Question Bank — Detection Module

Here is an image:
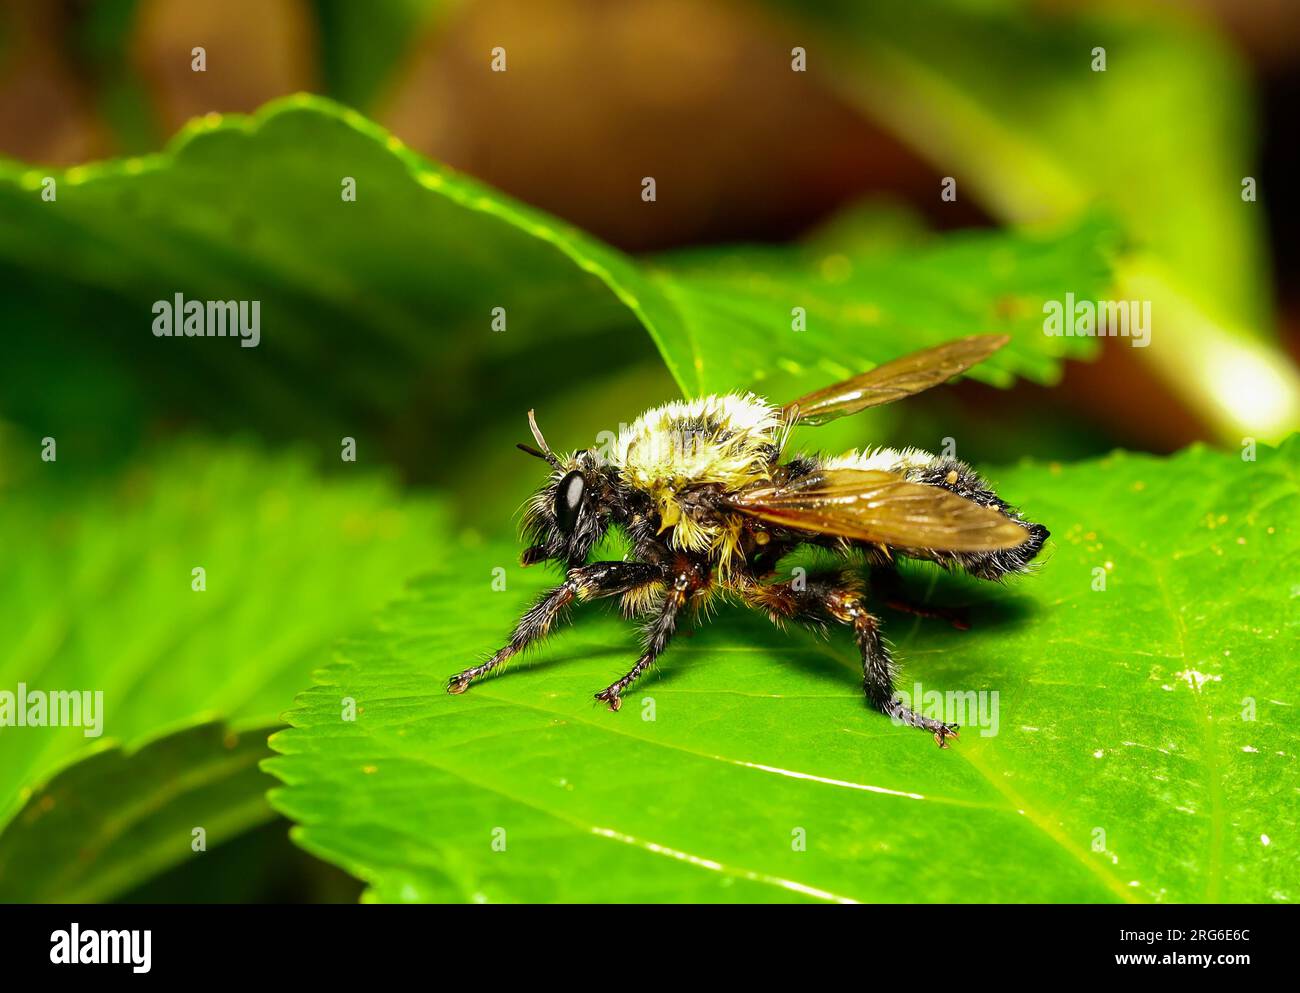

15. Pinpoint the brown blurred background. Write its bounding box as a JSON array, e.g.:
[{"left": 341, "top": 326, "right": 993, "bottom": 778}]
[{"left": 2, "top": 0, "right": 1298, "bottom": 453}]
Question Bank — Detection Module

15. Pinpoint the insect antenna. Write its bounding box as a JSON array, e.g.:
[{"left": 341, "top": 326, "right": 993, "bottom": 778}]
[
  {"left": 515, "top": 442, "right": 550, "bottom": 461},
  {"left": 521, "top": 409, "right": 562, "bottom": 468}
]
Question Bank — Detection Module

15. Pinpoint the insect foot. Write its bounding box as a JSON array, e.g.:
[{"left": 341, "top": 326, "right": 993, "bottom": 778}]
[
  {"left": 932, "top": 723, "right": 961, "bottom": 749},
  {"left": 886, "top": 699, "right": 960, "bottom": 748},
  {"left": 594, "top": 688, "right": 623, "bottom": 712},
  {"left": 446, "top": 675, "right": 472, "bottom": 695}
]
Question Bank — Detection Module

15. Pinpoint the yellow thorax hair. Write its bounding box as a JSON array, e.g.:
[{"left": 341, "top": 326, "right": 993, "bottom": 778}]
[{"left": 611, "top": 394, "right": 783, "bottom": 566}]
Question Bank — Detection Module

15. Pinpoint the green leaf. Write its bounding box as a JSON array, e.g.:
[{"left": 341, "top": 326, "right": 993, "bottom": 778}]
[
  {"left": 754, "top": 0, "right": 1300, "bottom": 439},
  {"left": 118, "top": 814, "right": 363, "bottom": 904},
  {"left": 266, "top": 438, "right": 1299, "bottom": 903},
  {"left": 311, "top": 0, "right": 460, "bottom": 111},
  {"left": 649, "top": 212, "right": 1115, "bottom": 401},
  {"left": 0, "top": 722, "right": 277, "bottom": 903},
  {"left": 73, "top": 0, "right": 160, "bottom": 155},
  {"left": 760, "top": 0, "right": 1264, "bottom": 320},
  {"left": 0, "top": 441, "right": 443, "bottom": 877},
  {"left": 0, "top": 95, "right": 1111, "bottom": 465}
]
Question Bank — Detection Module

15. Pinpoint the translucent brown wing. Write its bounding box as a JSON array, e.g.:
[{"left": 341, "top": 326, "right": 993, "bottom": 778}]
[
  {"left": 725, "top": 468, "right": 1029, "bottom": 551},
  {"left": 782, "top": 334, "right": 1010, "bottom": 426}
]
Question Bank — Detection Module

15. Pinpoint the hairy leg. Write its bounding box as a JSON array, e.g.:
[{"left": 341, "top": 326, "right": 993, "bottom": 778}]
[
  {"left": 826, "top": 590, "right": 959, "bottom": 747},
  {"left": 593, "top": 585, "right": 684, "bottom": 711},
  {"left": 448, "top": 560, "right": 661, "bottom": 693},
  {"left": 742, "top": 571, "right": 959, "bottom": 747},
  {"left": 593, "top": 555, "right": 709, "bottom": 710}
]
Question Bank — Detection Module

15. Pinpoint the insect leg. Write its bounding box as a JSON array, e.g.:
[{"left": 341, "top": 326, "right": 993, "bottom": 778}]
[
  {"left": 595, "top": 553, "right": 717, "bottom": 712},
  {"left": 740, "top": 572, "right": 958, "bottom": 747},
  {"left": 739, "top": 568, "right": 851, "bottom": 629},
  {"left": 593, "top": 582, "right": 685, "bottom": 711},
  {"left": 825, "top": 589, "right": 959, "bottom": 748},
  {"left": 447, "top": 561, "right": 660, "bottom": 693}
]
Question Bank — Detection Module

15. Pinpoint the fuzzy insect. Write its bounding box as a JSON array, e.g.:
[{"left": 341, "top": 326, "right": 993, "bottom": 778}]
[{"left": 448, "top": 334, "right": 1048, "bottom": 746}]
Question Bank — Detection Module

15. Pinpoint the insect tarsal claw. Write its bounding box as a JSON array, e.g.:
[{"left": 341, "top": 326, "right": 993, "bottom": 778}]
[{"left": 595, "top": 688, "right": 623, "bottom": 712}]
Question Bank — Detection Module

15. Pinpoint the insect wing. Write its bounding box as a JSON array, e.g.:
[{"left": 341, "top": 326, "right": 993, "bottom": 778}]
[
  {"left": 727, "top": 468, "right": 1029, "bottom": 551},
  {"left": 782, "top": 334, "right": 1010, "bottom": 426}
]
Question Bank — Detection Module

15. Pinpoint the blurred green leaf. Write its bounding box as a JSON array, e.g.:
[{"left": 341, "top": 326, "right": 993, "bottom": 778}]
[
  {"left": 119, "top": 814, "right": 363, "bottom": 904},
  {"left": 761, "top": 0, "right": 1264, "bottom": 323},
  {"left": 0, "top": 96, "right": 649, "bottom": 464},
  {"left": 0, "top": 441, "right": 443, "bottom": 858},
  {"left": 0, "top": 721, "right": 277, "bottom": 903},
  {"left": 0, "top": 95, "right": 1111, "bottom": 472},
  {"left": 650, "top": 212, "right": 1115, "bottom": 403},
  {"left": 76, "top": 0, "right": 159, "bottom": 155},
  {"left": 266, "top": 437, "right": 1299, "bottom": 902},
  {"left": 311, "top": 0, "right": 460, "bottom": 111},
  {"left": 755, "top": 0, "right": 1300, "bottom": 439}
]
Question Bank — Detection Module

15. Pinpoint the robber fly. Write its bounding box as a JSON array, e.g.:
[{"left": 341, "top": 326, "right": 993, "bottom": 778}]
[{"left": 448, "top": 334, "right": 1048, "bottom": 746}]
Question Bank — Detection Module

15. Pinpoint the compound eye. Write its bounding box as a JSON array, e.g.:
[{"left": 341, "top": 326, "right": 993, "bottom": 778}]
[{"left": 554, "top": 470, "right": 586, "bottom": 533}]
